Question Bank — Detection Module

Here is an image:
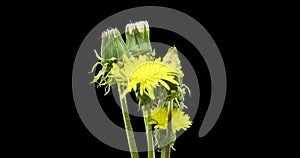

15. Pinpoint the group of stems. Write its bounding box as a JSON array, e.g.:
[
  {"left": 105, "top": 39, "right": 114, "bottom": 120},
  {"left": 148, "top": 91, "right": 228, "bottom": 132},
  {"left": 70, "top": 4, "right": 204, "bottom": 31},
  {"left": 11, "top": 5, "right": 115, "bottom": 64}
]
[{"left": 118, "top": 84, "right": 173, "bottom": 158}]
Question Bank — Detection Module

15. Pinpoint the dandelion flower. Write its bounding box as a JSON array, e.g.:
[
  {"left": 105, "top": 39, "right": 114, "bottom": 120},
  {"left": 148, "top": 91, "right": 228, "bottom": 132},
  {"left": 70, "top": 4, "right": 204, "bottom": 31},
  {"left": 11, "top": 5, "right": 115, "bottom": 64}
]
[
  {"left": 110, "top": 55, "right": 183, "bottom": 100},
  {"left": 150, "top": 106, "right": 192, "bottom": 132}
]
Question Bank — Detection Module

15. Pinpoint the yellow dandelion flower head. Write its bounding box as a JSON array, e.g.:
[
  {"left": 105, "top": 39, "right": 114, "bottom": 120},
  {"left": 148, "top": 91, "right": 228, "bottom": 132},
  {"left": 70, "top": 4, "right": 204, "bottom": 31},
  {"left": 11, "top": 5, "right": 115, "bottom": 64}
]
[
  {"left": 149, "top": 107, "right": 192, "bottom": 132},
  {"left": 110, "top": 55, "right": 183, "bottom": 100}
]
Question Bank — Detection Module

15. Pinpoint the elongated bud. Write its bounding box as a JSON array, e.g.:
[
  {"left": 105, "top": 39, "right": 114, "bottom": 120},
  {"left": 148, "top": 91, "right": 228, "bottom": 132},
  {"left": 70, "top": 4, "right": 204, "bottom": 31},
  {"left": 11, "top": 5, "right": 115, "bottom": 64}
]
[
  {"left": 125, "top": 21, "right": 152, "bottom": 57},
  {"left": 163, "top": 46, "right": 181, "bottom": 66},
  {"left": 163, "top": 46, "right": 191, "bottom": 109},
  {"left": 101, "top": 28, "right": 129, "bottom": 63}
]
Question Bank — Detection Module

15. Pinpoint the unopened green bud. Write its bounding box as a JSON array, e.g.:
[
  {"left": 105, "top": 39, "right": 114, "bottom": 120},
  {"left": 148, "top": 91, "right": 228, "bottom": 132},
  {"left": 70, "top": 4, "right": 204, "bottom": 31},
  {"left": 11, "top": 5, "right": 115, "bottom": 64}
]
[
  {"left": 101, "top": 28, "right": 129, "bottom": 63},
  {"left": 125, "top": 21, "right": 152, "bottom": 57}
]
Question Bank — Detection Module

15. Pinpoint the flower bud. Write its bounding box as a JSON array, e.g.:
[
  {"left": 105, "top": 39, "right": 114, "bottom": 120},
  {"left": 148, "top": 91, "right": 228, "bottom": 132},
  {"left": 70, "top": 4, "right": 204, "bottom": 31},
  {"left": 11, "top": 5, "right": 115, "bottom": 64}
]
[
  {"left": 125, "top": 21, "right": 152, "bottom": 57},
  {"left": 163, "top": 46, "right": 182, "bottom": 85},
  {"left": 163, "top": 46, "right": 181, "bottom": 66},
  {"left": 101, "top": 28, "right": 128, "bottom": 63},
  {"left": 163, "top": 46, "right": 191, "bottom": 109}
]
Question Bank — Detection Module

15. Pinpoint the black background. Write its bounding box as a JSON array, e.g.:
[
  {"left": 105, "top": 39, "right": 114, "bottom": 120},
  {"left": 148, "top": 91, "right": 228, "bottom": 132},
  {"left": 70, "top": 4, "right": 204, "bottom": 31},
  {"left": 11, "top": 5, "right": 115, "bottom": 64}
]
[{"left": 12, "top": 1, "right": 294, "bottom": 157}]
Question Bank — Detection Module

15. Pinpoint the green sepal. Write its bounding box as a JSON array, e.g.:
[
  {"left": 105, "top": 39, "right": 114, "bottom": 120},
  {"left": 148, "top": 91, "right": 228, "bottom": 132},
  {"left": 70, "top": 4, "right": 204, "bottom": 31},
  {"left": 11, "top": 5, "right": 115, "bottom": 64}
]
[{"left": 153, "top": 128, "right": 176, "bottom": 150}]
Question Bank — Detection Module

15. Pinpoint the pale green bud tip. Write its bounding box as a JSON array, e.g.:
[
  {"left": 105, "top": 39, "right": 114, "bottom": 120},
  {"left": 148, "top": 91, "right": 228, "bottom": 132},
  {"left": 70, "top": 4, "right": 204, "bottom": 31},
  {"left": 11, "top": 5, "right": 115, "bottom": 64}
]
[
  {"left": 101, "top": 28, "right": 120, "bottom": 39},
  {"left": 125, "top": 21, "right": 149, "bottom": 35},
  {"left": 100, "top": 28, "right": 128, "bottom": 62},
  {"left": 163, "top": 46, "right": 181, "bottom": 66}
]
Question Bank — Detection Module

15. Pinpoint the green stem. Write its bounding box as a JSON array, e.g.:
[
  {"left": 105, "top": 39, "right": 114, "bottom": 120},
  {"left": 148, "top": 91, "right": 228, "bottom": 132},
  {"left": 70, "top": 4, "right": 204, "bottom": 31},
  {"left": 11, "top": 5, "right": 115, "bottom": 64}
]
[
  {"left": 118, "top": 84, "right": 139, "bottom": 158},
  {"left": 160, "top": 147, "right": 166, "bottom": 158},
  {"left": 165, "top": 100, "right": 173, "bottom": 158},
  {"left": 143, "top": 104, "right": 155, "bottom": 158}
]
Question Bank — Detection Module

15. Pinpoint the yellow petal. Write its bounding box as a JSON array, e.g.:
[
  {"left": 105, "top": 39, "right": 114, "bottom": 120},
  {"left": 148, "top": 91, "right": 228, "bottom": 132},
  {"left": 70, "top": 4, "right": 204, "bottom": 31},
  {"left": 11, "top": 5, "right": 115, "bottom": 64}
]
[
  {"left": 150, "top": 107, "right": 192, "bottom": 132},
  {"left": 158, "top": 79, "right": 170, "bottom": 90}
]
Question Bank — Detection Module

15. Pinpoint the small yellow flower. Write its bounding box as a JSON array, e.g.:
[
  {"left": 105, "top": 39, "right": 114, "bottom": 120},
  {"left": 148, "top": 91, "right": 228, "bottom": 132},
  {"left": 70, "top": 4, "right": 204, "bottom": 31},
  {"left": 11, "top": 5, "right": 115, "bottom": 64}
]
[
  {"left": 110, "top": 55, "right": 183, "bottom": 100},
  {"left": 150, "top": 107, "right": 192, "bottom": 132}
]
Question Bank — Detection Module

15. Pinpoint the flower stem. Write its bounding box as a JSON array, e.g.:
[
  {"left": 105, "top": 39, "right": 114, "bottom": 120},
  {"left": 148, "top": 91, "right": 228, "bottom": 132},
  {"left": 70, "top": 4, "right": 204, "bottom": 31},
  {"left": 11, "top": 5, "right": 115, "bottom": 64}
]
[
  {"left": 143, "top": 104, "right": 155, "bottom": 158},
  {"left": 118, "top": 84, "right": 139, "bottom": 158},
  {"left": 160, "top": 147, "right": 166, "bottom": 158},
  {"left": 165, "top": 100, "right": 173, "bottom": 158}
]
